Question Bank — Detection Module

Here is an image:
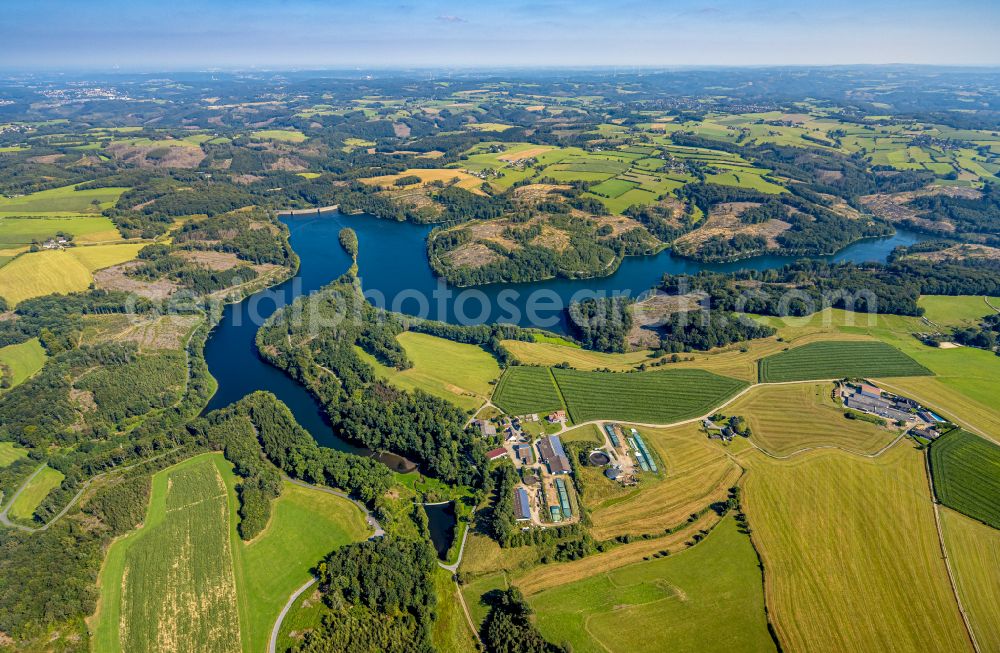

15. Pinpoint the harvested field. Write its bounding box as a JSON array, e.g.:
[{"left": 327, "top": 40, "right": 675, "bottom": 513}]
[
  {"left": 940, "top": 507, "right": 1000, "bottom": 652},
  {"left": 497, "top": 146, "right": 554, "bottom": 162},
  {"left": 586, "top": 422, "right": 742, "bottom": 539},
  {"left": 740, "top": 444, "right": 970, "bottom": 653},
  {"left": 726, "top": 382, "right": 898, "bottom": 456},
  {"left": 529, "top": 517, "right": 776, "bottom": 653},
  {"left": 359, "top": 168, "right": 485, "bottom": 194},
  {"left": 514, "top": 511, "right": 721, "bottom": 595},
  {"left": 0, "top": 244, "right": 144, "bottom": 306}
]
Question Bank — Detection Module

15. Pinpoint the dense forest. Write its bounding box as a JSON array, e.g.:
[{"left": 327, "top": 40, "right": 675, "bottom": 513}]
[
  {"left": 653, "top": 310, "right": 777, "bottom": 352},
  {"left": 566, "top": 296, "right": 634, "bottom": 353},
  {"left": 660, "top": 258, "right": 1000, "bottom": 317},
  {"left": 294, "top": 537, "right": 439, "bottom": 653}
]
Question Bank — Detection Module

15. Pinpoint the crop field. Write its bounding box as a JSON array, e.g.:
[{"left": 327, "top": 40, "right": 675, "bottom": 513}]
[
  {"left": 0, "top": 215, "right": 122, "bottom": 248},
  {"left": 758, "top": 340, "right": 932, "bottom": 382},
  {"left": 725, "top": 382, "right": 898, "bottom": 456},
  {"left": 0, "top": 184, "right": 126, "bottom": 217},
  {"left": 940, "top": 507, "right": 1000, "bottom": 652},
  {"left": 492, "top": 366, "right": 564, "bottom": 415},
  {"left": 0, "top": 243, "right": 143, "bottom": 306},
  {"left": 101, "top": 456, "right": 242, "bottom": 653},
  {"left": 588, "top": 177, "right": 638, "bottom": 198},
  {"left": 249, "top": 129, "right": 307, "bottom": 142},
  {"left": 929, "top": 429, "right": 1000, "bottom": 529},
  {"left": 355, "top": 332, "right": 500, "bottom": 411},
  {"left": 360, "top": 167, "right": 486, "bottom": 194},
  {"left": 7, "top": 465, "right": 64, "bottom": 522},
  {"left": 0, "top": 338, "right": 46, "bottom": 390},
  {"left": 551, "top": 367, "right": 747, "bottom": 424},
  {"left": 585, "top": 422, "right": 742, "bottom": 539},
  {"left": 740, "top": 444, "right": 970, "bottom": 653},
  {"left": 0, "top": 442, "right": 27, "bottom": 467},
  {"left": 94, "top": 453, "right": 370, "bottom": 653},
  {"left": 530, "top": 517, "right": 776, "bottom": 653}
]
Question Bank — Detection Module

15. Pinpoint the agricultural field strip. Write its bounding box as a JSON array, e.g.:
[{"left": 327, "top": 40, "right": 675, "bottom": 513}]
[
  {"left": 928, "top": 429, "right": 1000, "bottom": 530},
  {"left": 923, "top": 446, "right": 982, "bottom": 653},
  {"left": 500, "top": 377, "right": 906, "bottom": 450}
]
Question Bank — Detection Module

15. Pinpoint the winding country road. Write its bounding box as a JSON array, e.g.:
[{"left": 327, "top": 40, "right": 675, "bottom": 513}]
[{"left": 268, "top": 477, "right": 385, "bottom": 653}]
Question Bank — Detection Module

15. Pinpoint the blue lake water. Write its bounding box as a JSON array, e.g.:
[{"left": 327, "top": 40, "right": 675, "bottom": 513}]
[{"left": 202, "top": 209, "right": 927, "bottom": 450}]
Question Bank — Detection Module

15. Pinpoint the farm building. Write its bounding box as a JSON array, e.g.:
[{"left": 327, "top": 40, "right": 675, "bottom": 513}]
[
  {"left": 513, "top": 443, "right": 533, "bottom": 464},
  {"left": 547, "top": 410, "right": 567, "bottom": 423},
  {"left": 486, "top": 447, "right": 507, "bottom": 461},
  {"left": 858, "top": 383, "right": 882, "bottom": 399},
  {"left": 554, "top": 478, "right": 572, "bottom": 518},
  {"left": 912, "top": 427, "right": 940, "bottom": 440},
  {"left": 514, "top": 488, "right": 531, "bottom": 521},
  {"left": 845, "top": 394, "right": 911, "bottom": 422},
  {"left": 537, "top": 435, "right": 571, "bottom": 474},
  {"left": 604, "top": 424, "right": 621, "bottom": 447},
  {"left": 476, "top": 419, "right": 497, "bottom": 437}
]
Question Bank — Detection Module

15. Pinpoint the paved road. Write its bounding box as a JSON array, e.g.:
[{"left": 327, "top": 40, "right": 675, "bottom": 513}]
[
  {"left": 268, "top": 577, "right": 317, "bottom": 653},
  {"left": 0, "top": 464, "right": 45, "bottom": 529},
  {"left": 268, "top": 478, "right": 385, "bottom": 653}
]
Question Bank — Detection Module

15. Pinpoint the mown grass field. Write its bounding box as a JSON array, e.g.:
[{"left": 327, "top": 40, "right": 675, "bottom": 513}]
[
  {"left": 552, "top": 367, "right": 747, "bottom": 424},
  {"left": 8, "top": 465, "right": 63, "bottom": 522},
  {"left": 740, "top": 444, "right": 970, "bottom": 653},
  {"left": 0, "top": 442, "right": 27, "bottom": 467},
  {"left": 758, "top": 340, "right": 931, "bottom": 382},
  {"left": 93, "top": 454, "right": 370, "bottom": 653},
  {"left": 502, "top": 339, "right": 652, "bottom": 371},
  {"left": 940, "top": 507, "right": 1000, "bottom": 652},
  {"left": 228, "top": 476, "right": 369, "bottom": 653},
  {"left": 917, "top": 295, "right": 1000, "bottom": 327},
  {"left": 250, "top": 129, "right": 307, "bottom": 142},
  {"left": 431, "top": 568, "right": 479, "bottom": 653},
  {"left": 929, "top": 429, "right": 1000, "bottom": 529},
  {"left": 0, "top": 337, "right": 47, "bottom": 390},
  {"left": 529, "top": 517, "right": 776, "bottom": 653},
  {"left": 725, "top": 382, "right": 898, "bottom": 456},
  {"left": 0, "top": 243, "right": 143, "bottom": 306},
  {"left": 0, "top": 215, "right": 122, "bottom": 249},
  {"left": 584, "top": 421, "right": 740, "bottom": 540},
  {"left": 0, "top": 184, "right": 126, "bottom": 217},
  {"left": 492, "top": 366, "right": 564, "bottom": 415},
  {"left": 355, "top": 332, "right": 500, "bottom": 411}
]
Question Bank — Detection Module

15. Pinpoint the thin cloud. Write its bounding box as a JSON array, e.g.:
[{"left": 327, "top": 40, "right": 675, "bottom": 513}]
[{"left": 437, "top": 15, "right": 467, "bottom": 23}]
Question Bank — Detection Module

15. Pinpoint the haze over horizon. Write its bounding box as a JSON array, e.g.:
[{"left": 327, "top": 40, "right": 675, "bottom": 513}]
[{"left": 4, "top": 0, "right": 1000, "bottom": 71}]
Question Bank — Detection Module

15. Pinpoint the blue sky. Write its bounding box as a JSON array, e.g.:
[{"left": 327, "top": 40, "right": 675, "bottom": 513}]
[{"left": 4, "top": 0, "right": 999, "bottom": 70}]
